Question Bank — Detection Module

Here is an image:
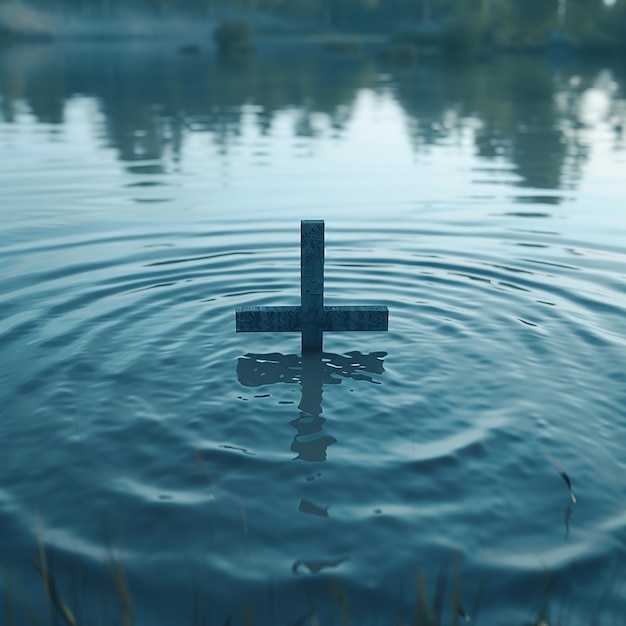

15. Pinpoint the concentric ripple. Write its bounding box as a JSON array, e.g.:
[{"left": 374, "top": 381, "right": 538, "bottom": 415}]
[{"left": 1, "top": 218, "right": 625, "bottom": 626}]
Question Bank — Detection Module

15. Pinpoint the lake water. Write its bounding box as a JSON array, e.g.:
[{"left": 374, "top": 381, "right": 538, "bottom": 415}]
[{"left": 1, "top": 40, "right": 625, "bottom": 625}]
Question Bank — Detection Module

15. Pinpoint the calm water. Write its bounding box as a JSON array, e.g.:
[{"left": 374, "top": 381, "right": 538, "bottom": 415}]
[{"left": 1, "top": 41, "right": 626, "bottom": 625}]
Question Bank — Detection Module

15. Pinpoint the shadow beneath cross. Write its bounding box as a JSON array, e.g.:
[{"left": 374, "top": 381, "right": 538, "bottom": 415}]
[{"left": 237, "top": 351, "right": 387, "bottom": 462}]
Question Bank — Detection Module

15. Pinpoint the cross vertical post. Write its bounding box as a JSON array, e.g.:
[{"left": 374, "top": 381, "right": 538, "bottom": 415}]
[{"left": 301, "top": 220, "right": 324, "bottom": 353}]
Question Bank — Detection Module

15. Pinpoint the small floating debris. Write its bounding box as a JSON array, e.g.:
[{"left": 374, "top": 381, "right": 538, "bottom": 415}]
[
  {"left": 298, "top": 498, "right": 329, "bottom": 517},
  {"left": 565, "top": 501, "right": 573, "bottom": 540},
  {"left": 220, "top": 444, "right": 255, "bottom": 456},
  {"left": 547, "top": 452, "right": 577, "bottom": 503},
  {"left": 518, "top": 318, "right": 538, "bottom": 327}
]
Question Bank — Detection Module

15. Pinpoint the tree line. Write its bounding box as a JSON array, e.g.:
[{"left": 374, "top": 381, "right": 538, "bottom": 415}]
[{"left": 6, "top": 0, "right": 626, "bottom": 52}]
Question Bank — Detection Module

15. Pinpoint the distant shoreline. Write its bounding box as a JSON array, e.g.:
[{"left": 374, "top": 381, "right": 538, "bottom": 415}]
[
  {"left": 1, "top": 5, "right": 624, "bottom": 63},
  {"left": 2, "top": 35, "right": 625, "bottom": 66}
]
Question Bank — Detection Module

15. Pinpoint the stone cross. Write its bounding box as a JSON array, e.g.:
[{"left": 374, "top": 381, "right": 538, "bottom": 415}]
[{"left": 236, "top": 220, "right": 388, "bottom": 353}]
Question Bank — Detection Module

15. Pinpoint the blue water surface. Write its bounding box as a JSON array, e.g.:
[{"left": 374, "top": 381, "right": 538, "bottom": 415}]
[{"left": 1, "top": 41, "right": 625, "bottom": 625}]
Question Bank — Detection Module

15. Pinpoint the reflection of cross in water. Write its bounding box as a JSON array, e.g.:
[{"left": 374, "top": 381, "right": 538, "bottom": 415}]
[
  {"left": 237, "top": 351, "right": 386, "bottom": 461},
  {"left": 236, "top": 220, "right": 388, "bottom": 353}
]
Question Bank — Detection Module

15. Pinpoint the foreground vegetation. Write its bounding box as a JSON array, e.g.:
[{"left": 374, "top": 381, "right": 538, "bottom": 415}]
[{"left": 2, "top": 533, "right": 625, "bottom": 626}]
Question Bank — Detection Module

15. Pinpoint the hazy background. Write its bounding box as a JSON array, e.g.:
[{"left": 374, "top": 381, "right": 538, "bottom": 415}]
[{"left": 1, "top": 0, "right": 625, "bottom": 57}]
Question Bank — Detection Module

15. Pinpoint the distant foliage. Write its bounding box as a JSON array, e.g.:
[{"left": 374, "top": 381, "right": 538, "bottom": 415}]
[
  {"left": 381, "top": 31, "right": 421, "bottom": 65},
  {"left": 380, "top": 41, "right": 419, "bottom": 65},
  {"left": 213, "top": 19, "right": 254, "bottom": 55}
]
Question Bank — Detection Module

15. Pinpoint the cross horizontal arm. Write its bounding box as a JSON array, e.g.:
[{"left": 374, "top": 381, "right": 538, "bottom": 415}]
[
  {"left": 324, "top": 306, "right": 388, "bottom": 331},
  {"left": 236, "top": 305, "right": 388, "bottom": 333},
  {"left": 236, "top": 306, "right": 301, "bottom": 332}
]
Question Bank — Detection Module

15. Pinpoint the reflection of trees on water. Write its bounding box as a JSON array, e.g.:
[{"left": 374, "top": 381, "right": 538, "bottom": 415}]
[
  {"left": 391, "top": 57, "right": 617, "bottom": 191},
  {"left": 0, "top": 45, "right": 68, "bottom": 124},
  {"left": 0, "top": 43, "right": 624, "bottom": 189},
  {"left": 556, "top": 65, "right": 626, "bottom": 160},
  {"left": 0, "top": 43, "right": 374, "bottom": 161}
]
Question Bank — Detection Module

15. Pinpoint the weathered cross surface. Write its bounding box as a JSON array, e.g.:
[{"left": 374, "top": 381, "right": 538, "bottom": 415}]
[{"left": 236, "top": 220, "right": 388, "bottom": 353}]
